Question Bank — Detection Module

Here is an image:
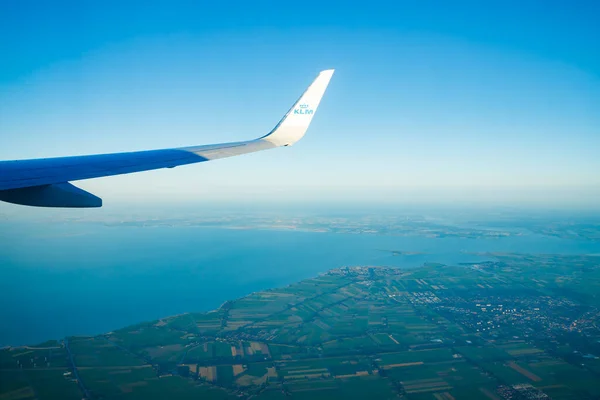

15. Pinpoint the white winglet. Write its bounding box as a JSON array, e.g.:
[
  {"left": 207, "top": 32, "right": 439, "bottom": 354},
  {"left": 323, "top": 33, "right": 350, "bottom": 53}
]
[{"left": 261, "top": 69, "right": 335, "bottom": 147}]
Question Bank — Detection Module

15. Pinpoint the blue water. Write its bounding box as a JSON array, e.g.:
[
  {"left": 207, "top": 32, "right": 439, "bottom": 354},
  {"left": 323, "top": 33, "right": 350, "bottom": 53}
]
[{"left": 1, "top": 221, "right": 599, "bottom": 346}]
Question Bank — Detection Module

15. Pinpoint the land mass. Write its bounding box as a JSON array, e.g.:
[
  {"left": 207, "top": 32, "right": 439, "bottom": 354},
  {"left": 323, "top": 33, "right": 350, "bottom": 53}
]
[
  {"left": 2, "top": 253, "right": 600, "bottom": 399},
  {"left": 35, "top": 209, "right": 600, "bottom": 242}
]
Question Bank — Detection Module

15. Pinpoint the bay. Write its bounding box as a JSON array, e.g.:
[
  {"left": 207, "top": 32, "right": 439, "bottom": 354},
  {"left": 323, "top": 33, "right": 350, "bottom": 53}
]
[{"left": 1, "top": 221, "right": 598, "bottom": 346}]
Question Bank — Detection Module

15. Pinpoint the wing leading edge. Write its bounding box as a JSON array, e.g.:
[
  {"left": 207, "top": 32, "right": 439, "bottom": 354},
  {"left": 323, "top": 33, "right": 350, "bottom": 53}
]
[{"left": 0, "top": 69, "right": 334, "bottom": 208}]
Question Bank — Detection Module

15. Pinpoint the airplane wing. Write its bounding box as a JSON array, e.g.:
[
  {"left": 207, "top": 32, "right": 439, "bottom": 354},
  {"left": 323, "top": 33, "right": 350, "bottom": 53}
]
[{"left": 0, "top": 69, "right": 334, "bottom": 208}]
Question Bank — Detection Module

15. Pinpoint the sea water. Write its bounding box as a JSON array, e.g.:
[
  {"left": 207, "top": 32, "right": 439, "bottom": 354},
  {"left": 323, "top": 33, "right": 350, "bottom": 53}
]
[{"left": 1, "top": 221, "right": 598, "bottom": 346}]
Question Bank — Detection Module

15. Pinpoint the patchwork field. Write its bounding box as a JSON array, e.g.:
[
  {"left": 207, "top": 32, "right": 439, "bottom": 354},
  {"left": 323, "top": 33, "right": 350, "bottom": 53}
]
[{"left": 3, "top": 258, "right": 600, "bottom": 399}]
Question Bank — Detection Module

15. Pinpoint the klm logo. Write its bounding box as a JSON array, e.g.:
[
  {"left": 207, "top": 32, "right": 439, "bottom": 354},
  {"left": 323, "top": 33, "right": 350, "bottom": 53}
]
[{"left": 294, "top": 103, "right": 313, "bottom": 115}]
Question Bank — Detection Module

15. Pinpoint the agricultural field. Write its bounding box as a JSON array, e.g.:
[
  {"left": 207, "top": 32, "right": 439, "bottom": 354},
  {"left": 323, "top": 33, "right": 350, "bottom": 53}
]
[{"left": 2, "top": 255, "right": 600, "bottom": 399}]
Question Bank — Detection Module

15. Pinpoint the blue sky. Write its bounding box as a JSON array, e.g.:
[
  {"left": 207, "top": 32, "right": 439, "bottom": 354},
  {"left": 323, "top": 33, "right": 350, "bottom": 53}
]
[{"left": 1, "top": 1, "right": 599, "bottom": 208}]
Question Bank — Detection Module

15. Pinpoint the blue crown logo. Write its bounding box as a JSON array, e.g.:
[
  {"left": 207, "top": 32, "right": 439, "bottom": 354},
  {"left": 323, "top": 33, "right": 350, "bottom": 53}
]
[{"left": 299, "top": 104, "right": 309, "bottom": 109}]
